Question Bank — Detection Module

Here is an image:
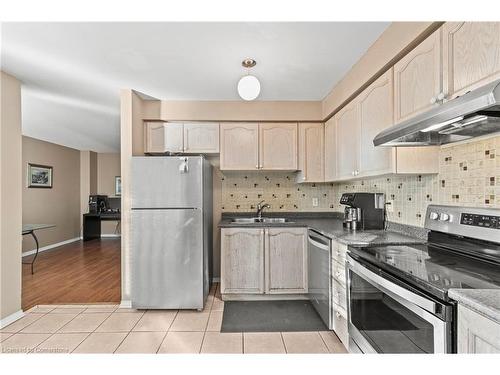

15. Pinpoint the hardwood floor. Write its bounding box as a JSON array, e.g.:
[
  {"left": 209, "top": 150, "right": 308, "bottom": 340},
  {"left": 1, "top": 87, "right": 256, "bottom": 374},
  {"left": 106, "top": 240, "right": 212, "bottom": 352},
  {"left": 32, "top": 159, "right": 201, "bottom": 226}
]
[{"left": 22, "top": 238, "right": 121, "bottom": 310}]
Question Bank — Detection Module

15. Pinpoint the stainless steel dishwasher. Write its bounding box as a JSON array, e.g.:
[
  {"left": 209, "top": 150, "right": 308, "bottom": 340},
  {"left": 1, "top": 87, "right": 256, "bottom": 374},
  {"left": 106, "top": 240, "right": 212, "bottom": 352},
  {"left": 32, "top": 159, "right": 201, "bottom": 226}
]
[{"left": 308, "top": 229, "right": 332, "bottom": 329}]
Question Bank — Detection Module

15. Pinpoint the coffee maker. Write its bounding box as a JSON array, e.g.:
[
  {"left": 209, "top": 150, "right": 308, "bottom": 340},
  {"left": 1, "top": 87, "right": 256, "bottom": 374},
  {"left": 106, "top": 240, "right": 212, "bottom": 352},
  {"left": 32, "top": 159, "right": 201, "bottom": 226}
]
[
  {"left": 88, "top": 195, "right": 108, "bottom": 214},
  {"left": 340, "top": 193, "right": 385, "bottom": 230}
]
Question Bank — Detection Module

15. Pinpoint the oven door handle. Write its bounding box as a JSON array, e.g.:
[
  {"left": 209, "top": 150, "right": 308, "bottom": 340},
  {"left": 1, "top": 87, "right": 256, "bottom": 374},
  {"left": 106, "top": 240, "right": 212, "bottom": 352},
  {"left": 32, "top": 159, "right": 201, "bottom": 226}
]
[{"left": 347, "top": 255, "right": 437, "bottom": 315}]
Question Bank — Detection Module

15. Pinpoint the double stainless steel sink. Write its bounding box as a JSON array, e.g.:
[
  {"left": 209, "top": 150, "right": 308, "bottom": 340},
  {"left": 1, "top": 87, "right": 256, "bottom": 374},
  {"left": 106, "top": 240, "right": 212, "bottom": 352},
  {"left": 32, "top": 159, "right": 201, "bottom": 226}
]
[{"left": 231, "top": 217, "right": 293, "bottom": 224}]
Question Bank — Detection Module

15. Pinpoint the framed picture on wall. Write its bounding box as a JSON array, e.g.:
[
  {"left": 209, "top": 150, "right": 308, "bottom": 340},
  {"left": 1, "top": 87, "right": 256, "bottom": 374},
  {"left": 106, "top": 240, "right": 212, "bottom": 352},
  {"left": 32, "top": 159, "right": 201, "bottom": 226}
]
[
  {"left": 115, "top": 176, "right": 121, "bottom": 196},
  {"left": 27, "top": 163, "right": 53, "bottom": 188}
]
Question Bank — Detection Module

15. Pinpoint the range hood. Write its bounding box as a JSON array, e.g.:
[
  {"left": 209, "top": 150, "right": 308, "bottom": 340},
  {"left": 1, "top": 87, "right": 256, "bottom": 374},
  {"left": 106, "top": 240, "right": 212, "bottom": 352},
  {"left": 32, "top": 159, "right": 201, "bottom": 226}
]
[{"left": 373, "top": 79, "right": 500, "bottom": 147}]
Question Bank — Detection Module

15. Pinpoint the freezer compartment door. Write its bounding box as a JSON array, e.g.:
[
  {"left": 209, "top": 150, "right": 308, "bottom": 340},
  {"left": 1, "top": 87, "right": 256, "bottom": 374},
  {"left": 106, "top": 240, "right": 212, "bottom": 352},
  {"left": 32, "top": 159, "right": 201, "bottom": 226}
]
[
  {"left": 131, "top": 156, "right": 202, "bottom": 209},
  {"left": 131, "top": 209, "right": 205, "bottom": 309}
]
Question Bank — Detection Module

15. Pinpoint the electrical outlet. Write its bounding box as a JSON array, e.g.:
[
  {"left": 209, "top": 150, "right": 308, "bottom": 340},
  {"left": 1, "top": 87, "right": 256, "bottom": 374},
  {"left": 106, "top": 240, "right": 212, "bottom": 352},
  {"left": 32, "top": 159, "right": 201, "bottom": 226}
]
[
  {"left": 386, "top": 200, "right": 394, "bottom": 213},
  {"left": 312, "top": 197, "right": 319, "bottom": 207}
]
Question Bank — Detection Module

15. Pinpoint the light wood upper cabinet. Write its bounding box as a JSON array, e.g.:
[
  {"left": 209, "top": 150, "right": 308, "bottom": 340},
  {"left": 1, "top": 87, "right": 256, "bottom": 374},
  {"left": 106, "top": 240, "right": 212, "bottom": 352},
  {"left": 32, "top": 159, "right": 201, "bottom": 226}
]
[
  {"left": 265, "top": 228, "right": 307, "bottom": 294},
  {"left": 220, "top": 123, "right": 259, "bottom": 170},
  {"left": 220, "top": 228, "right": 265, "bottom": 294},
  {"left": 259, "top": 123, "right": 298, "bottom": 170},
  {"left": 394, "top": 29, "right": 442, "bottom": 123},
  {"left": 324, "top": 117, "right": 337, "bottom": 182},
  {"left": 144, "top": 122, "right": 184, "bottom": 154},
  {"left": 335, "top": 101, "right": 360, "bottom": 180},
  {"left": 443, "top": 22, "right": 500, "bottom": 99},
  {"left": 297, "top": 123, "right": 324, "bottom": 183},
  {"left": 144, "top": 122, "right": 219, "bottom": 154},
  {"left": 358, "top": 69, "right": 396, "bottom": 177},
  {"left": 183, "top": 123, "right": 219, "bottom": 153}
]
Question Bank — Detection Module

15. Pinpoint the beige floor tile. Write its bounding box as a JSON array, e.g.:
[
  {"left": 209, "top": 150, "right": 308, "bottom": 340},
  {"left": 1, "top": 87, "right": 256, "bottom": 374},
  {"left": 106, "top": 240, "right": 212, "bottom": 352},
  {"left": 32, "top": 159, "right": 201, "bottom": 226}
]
[
  {"left": 21, "top": 313, "right": 78, "bottom": 334},
  {"left": 211, "top": 297, "right": 224, "bottom": 312},
  {"left": 319, "top": 331, "right": 347, "bottom": 353},
  {"left": 206, "top": 311, "right": 223, "bottom": 332},
  {"left": 202, "top": 295, "right": 214, "bottom": 313},
  {"left": 1, "top": 333, "right": 51, "bottom": 353},
  {"left": 0, "top": 333, "right": 13, "bottom": 342},
  {"left": 56, "top": 305, "right": 93, "bottom": 308},
  {"left": 244, "top": 332, "right": 286, "bottom": 354},
  {"left": 72, "top": 332, "right": 127, "bottom": 353},
  {"left": 95, "top": 312, "right": 143, "bottom": 332},
  {"left": 83, "top": 305, "right": 118, "bottom": 313},
  {"left": 0, "top": 313, "right": 45, "bottom": 333},
  {"left": 133, "top": 310, "right": 177, "bottom": 332},
  {"left": 201, "top": 332, "right": 243, "bottom": 354},
  {"left": 114, "top": 308, "right": 145, "bottom": 313},
  {"left": 115, "top": 332, "right": 166, "bottom": 353},
  {"left": 51, "top": 308, "right": 87, "bottom": 314},
  {"left": 282, "top": 332, "right": 328, "bottom": 353},
  {"left": 33, "top": 333, "right": 89, "bottom": 354},
  {"left": 26, "top": 306, "right": 56, "bottom": 313},
  {"left": 58, "top": 313, "right": 111, "bottom": 333},
  {"left": 158, "top": 331, "right": 204, "bottom": 353},
  {"left": 169, "top": 312, "right": 209, "bottom": 332}
]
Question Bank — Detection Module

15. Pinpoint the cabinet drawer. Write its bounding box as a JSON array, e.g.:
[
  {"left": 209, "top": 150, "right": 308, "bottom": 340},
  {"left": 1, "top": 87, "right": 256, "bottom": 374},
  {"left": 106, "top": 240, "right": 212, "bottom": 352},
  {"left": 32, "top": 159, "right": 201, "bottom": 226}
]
[
  {"left": 332, "top": 279, "right": 347, "bottom": 310},
  {"left": 332, "top": 305, "right": 349, "bottom": 347},
  {"left": 332, "top": 241, "right": 347, "bottom": 264},
  {"left": 332, "top": 258, "right": 346, "bottom": 287}
]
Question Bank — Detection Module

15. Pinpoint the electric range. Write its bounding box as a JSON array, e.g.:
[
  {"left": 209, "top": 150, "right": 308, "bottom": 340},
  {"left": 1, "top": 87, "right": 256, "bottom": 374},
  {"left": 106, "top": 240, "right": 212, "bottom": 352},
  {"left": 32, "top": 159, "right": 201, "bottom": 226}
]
[{"left": 346, "top": 205, "right": 500, "bottom": 354}]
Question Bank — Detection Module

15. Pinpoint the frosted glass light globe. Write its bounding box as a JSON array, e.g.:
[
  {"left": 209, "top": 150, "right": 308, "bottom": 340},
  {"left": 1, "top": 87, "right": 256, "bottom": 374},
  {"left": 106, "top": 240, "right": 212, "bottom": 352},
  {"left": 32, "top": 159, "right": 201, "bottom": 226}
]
[{"left": 237, "top": 75, "right": 261, "bottom": 101}]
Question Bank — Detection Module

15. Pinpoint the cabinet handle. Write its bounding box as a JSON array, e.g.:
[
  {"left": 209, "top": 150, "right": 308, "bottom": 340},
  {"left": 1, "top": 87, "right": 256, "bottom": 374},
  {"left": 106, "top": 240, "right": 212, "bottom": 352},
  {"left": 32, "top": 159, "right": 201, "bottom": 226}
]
[
  {"left": 336, "top": 311, "right": 341, "bottom": 319},
  {"left": 437, "top": 92, "right": 446, "bottom": 101},
  {"left": 430, "top": 96, "right": 437, "bottom": 104},
  {"left": 256, "top": 165, "right": 259, "bottom": 169}
]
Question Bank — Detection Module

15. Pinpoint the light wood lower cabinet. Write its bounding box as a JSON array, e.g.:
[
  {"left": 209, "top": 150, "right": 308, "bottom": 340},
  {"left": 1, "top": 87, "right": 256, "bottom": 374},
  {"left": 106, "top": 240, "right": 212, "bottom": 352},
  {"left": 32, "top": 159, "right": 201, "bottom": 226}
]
[
  {"left": 457, "top": 305, "right": 500, "bottom": 353},
  {"left": 221, "top": 227, "right": 308, "bottom": 297},
  {"left": 220, "top": 228, "right": 265, "bottom": 294},
  {"left": 265, "top": 228, "right": 308, "bottom": 294}
]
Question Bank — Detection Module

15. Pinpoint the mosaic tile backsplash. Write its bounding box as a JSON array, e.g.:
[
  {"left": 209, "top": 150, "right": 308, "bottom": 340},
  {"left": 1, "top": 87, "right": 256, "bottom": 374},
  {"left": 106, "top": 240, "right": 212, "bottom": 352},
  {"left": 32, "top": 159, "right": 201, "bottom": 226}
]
[{"left": 220, "top": 135, "right": 500, "bottom": 228}]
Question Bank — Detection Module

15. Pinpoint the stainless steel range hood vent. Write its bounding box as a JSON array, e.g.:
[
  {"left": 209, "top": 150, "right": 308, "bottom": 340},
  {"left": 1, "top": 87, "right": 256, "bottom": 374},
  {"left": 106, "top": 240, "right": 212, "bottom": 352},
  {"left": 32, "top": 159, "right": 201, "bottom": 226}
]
[{"left": 373, "top": 79, "right": 500, "bottom": 147}]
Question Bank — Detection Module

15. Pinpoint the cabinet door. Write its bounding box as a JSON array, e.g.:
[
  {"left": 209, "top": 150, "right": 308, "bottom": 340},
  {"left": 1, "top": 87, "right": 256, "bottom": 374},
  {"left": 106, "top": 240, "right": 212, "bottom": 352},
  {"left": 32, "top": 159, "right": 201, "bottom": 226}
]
[
  {"left": 458, "top": 305, "right": 500, "bottom": 353},
  {"left": 443, "top": 22, "right": 500, "bottom": 99},
  {"left": 220, "top": 123, "right": 259, "bottom": 170},
  {"left": 336, "top": 102, "right": 360, "bottom": 180},
  {"left": 358, "top": 69, "right": 396, "bottom": 177},
  {"left": 183, "top": 123, "right": 220, "bottom": 153},
  {"left": 164, "top": 123, "right": 184, "bottom": 152},
  {"left": 324, "top": 117, "right": 337, "bottom": 181},
  {"left": 144, "top": 122, "right": 167, "bottom": 154},
  {"left": 259, "top": 123, "right": 298, "bottom": 170},
  {"left": 220, "top": 228, "right": 264, "bottom": 294},
  {"left": 297, "top": 123, "right": 324, "bottom": 183},
  {"left": 265, "top": 228, "right": 307, "bottom": 294},
  {"left": 394, "top": 29, "right": 442, "bottom": 122},
  {"left": 144, "top": 122, "right": 184, "bottom": 153}
]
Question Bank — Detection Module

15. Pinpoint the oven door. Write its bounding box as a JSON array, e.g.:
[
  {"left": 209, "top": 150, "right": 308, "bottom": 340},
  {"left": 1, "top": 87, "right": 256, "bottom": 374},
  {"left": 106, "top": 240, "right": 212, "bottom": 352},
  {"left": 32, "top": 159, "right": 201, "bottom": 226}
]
[{"left": 346, "top": 254, "right": 451, "bottom": 353}]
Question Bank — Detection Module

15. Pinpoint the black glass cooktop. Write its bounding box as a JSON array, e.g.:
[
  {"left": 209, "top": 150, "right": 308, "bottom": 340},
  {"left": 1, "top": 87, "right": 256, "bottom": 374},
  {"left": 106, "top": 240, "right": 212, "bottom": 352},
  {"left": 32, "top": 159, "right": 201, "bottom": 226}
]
[{"left": 349, "top": 242, "right": 500, "bottom": 301}]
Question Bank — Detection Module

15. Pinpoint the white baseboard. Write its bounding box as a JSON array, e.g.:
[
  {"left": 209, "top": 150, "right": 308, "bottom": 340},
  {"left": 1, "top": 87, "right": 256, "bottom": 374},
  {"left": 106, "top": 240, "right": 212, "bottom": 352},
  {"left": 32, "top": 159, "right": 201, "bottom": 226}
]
[
  {"left": 101, "top": 234, "right": 121, "bottom": 238},
  {"left": 22, "top": 237, "right": 81, "bottom": 257},
  {"left": 0, "top": 310, "right": 24, "bottom": 329},
  {"left": 212, "top": 277, "right": 220, "bottom": 282},
  {"left": 119, "top": 300, "right": 132, "bottom": 308}
]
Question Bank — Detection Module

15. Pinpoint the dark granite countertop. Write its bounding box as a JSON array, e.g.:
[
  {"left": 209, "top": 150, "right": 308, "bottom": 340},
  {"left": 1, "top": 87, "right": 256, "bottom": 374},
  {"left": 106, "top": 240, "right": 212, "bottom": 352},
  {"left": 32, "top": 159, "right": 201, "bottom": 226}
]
[{"left": 219, "top": 212, "right": 426, "bottom": 247}]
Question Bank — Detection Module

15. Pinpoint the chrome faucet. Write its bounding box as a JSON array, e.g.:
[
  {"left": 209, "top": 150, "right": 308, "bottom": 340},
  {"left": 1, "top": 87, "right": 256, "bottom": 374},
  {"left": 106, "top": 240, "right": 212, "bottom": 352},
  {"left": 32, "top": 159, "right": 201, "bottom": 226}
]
[{"left": 256, "top": 200, "right": 271, "bottom": 219}]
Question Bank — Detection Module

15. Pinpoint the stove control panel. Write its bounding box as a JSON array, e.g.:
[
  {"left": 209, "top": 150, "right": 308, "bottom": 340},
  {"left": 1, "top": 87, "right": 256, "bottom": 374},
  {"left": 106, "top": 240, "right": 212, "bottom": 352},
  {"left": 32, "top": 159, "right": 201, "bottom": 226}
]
[
  {"left": 425, "top": 205, "right": 500, "bottom": 243},
  {"left": 461, "top": 213, "right": 500, "bottom": 229}
]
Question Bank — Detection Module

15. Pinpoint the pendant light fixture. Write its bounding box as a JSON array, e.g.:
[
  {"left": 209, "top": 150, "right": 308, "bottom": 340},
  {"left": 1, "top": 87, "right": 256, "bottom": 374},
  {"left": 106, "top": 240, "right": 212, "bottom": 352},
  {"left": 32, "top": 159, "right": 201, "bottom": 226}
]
[{"left": 237, "top": 58, "right": 261, "bottom": 101}]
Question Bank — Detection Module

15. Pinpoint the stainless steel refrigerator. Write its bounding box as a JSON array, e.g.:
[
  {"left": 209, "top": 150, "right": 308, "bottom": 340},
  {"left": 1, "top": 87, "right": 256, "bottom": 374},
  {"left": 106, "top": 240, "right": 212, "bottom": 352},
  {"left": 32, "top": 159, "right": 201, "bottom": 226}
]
[{"left": 130, "top": 156, "right": 212, "bottom": 309}]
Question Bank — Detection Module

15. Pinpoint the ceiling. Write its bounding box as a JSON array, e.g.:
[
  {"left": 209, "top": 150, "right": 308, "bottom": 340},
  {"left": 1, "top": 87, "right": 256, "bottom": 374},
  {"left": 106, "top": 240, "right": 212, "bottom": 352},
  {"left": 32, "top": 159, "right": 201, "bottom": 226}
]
[{"left": 1, "top": 22, "right": 390, "bottom": 152}]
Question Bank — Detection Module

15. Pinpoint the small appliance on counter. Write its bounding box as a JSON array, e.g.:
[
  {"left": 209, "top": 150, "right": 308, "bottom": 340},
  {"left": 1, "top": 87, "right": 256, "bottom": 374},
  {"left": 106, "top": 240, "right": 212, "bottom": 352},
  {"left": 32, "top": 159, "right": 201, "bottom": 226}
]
[
  {"left": 88, "top": 195, "right": 109, "bottom": 214},
  {"left": 340, "top": 192, "right": 385, "bottom": 230}
]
